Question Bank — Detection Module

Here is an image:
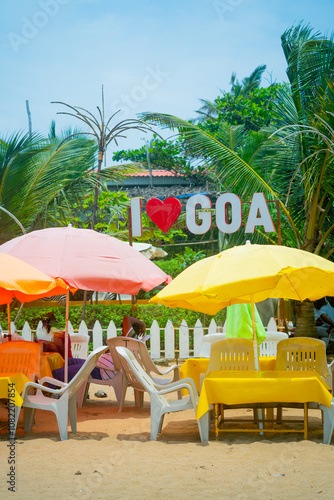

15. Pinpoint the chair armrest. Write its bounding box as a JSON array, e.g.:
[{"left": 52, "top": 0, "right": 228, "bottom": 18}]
[
  {"left": 149, "top": 364, "right": 180, "bottom": 383},
  {"left": 22, "top": 381, "right": 65, "bottom": 399},
  {"left": 157, "top": 364, "right": 180, "bottom": 376},
  {"left": 154, "top": 377, "right": 198, "bottom": 398},
  {"left": 95, "top": 364, "right": 116, "bottom": 372},
  {"left": 328, "top": 360, "right": 334, "bottom": 371},
  {"left": 39, "top": 376, "right": 67, "bottom": 388}
]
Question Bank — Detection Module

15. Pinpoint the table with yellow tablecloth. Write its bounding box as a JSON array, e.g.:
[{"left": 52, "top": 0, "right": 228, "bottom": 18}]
[
  {"left": 40, "top": 352, "right": 64, "bottom": 378},
  {"left": 196, "top": 370, "right": 333, "bottom": 441},
  {"left": 180, "top": 356, "right": 276, "bottom": 392},
  {"left": 0, "top": 373, "right": 31, "bottom": 406}
]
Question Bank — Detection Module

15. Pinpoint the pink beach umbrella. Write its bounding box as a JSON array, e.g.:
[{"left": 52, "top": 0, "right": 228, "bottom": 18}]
[{"left": 0, "top": 226, "right": 171, "bottom": 381}]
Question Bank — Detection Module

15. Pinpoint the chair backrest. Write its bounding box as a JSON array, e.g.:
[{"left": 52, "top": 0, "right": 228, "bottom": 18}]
[
  {"left": 207, "top": 338, "right": 256, "bottom": 372},
  {"left": 107, "top": 337, "right": 147, "bottom": 372},
  {"left": 115, "top": 346, "right": 160, "bottom": 395},
  {"left": 0, "top": 340, "right": 42, "bottom": 381},
  {"left": 65, "top": 346, "right": 108, "bottom": 395},
  {"left": 199, "top": 333, "right": 226, "bottom": 358},
  {"left": 259, "top": 331, "right": 288, "bottom": 356},
  {"left": 70, "top": 334, "right": 89, "bottom": 359},
  {"left": 266, "top": 317, "right": 278, "bottom": 332},
  {"left": 275, "top": 337, "right": 329, "bottom": 379}
]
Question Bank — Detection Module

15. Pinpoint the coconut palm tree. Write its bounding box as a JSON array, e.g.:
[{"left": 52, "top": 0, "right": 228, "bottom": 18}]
[
  {"left": 52, "top": 86, "right": 154, "bottom": 229},
  {"left": 0, "top": 130, "right": 97, "bottom": 242},
  {"left": 141, "top": 23, "right": 334, "bottom": 336}
]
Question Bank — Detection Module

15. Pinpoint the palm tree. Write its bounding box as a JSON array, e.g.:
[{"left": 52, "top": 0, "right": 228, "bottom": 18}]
[
  {"left": 52, "top": 86, "right": 154, "bottom": 229},
  {"left": 195, "top": 65, "right": 267, "bottom": 122},
  {"left": 141, "top": 23, "right": 334, "bottom": 336},
  {"left": 230, "top": 64, "right": 267, "bottom": 97},
  {"left": 0, "top": 130, "right": 98, "bottom": 243}
]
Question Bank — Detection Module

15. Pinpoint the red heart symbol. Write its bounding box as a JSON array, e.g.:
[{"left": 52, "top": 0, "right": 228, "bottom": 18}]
[{"left": 146, "top": 197, "right": 182, "bottom": 232}]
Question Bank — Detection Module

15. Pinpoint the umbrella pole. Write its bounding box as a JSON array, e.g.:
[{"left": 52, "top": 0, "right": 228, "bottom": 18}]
[
  {"left": 251, "top": 295, "right": 263, "bottom": 433},
  {"left": 7, "top": 303, "right": 12, "bottom": 341},
  {"left": 64, "top": 290, "right": 69, "bottom": 383},
  {"left": 250, "top": 296, "right": 259, "bottom": 370}
]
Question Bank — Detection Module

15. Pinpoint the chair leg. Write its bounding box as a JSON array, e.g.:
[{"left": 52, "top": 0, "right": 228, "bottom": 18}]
[
  {"left": 277, "top": 406, "right": 283, "bottom": 424},
  {"left": 76, "top": 381, "right": 88, "bottom": 409},
  {"left": 320, "top": 403, "right": 334, "bottom": 444},
  {"left": 54, "top": 398, "right": 69, "bottom": 441},
  {"left": 111, "top": 372, "right": 123, "bottom": 406},
  {"left": 12, "top": 405, "right": 21, "bottom": 438},
  {"left": 68, "top": 395, "right": 77, "bottom": 434},
  {"left": 134, "top": 390, "right": 144, "bottom": 407},
  {"left": 197, "top": 411, "right": 209, "bottom": 442},
  {"left": 150, "top": 402, "right": 163, "bottom": 440},
  {"left": 118, "top": 374, "right": 128, "bottom": 413},
  {"left": 304, "top": 403, "right": 308, "bottom": 440},
  {"left": 24, "top": 408, "right": 36, "bottom": 432}
]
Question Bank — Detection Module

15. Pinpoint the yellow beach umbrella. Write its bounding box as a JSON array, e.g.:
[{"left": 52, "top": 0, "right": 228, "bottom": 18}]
[
  {"left": 151, "top": 243, "right": 334, "bottom": 358},
  {"left": 151, "top": 243, "right": 334, "bottom": 313}
]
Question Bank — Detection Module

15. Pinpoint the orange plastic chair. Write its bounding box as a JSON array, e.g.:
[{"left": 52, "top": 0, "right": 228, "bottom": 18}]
[{"left": 0, "top": 340, "right": 41, "bottom": 381}]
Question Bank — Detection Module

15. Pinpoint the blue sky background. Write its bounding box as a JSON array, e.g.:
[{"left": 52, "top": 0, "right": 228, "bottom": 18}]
[{"left": 1, "top": 0, "right": 334, "bottom": 152}]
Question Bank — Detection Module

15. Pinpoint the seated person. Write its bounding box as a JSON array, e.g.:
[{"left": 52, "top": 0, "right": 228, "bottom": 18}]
[
  {"left": 51, "top": 316, "right": 146, "bottom": 387},
  {"left": 314, "top": 297, "right": 334, "bottom": 340},
  {"left": 52, "top": 352, "right": 116, "bottom": 383},
  {"left": 121, "top": 316, "right": 146, "bottom": 338}
]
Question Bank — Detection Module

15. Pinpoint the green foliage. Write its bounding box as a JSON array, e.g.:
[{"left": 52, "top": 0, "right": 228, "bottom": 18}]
[
  {"left": 0, "top": 131, "right": 97, "bottom": 242},
  {"left": 1, "top": 304, "right": 226, "bottom": 331},
  {"left": 52, "top": 188, "right": 131, "bottom": 234},
  {"left": 175, "top": 246, "right": 207, "bottom": 270},
  {"left": 112, "top": 135, "right": 207, "bottom": 184},
  {"left": 198, "top": 85, "right": 284, "bottom": 134},
  {"left": 153, "top": 258, "right": 184, "bottom": 279}
]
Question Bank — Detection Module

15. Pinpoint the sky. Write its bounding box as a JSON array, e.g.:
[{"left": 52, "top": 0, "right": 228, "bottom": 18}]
[{"left": 1, "top": 0, "right": 334, "bottom": 153}]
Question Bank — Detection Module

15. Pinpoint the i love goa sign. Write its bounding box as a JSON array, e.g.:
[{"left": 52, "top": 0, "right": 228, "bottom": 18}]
[{"left": 130, "top": 192, "right": 276, "bottom": 237}]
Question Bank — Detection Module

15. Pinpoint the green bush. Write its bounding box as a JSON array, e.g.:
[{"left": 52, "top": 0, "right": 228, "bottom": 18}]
[{"left": 2, "top": 304, "right": 226, "bottom": 331}]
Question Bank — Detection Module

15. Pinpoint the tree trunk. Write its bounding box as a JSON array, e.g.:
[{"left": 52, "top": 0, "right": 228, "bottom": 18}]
[
  {"left": 91, "top": 147, "right": 103, "bottom": 230},
  {"left": 294, "top": 300, "right": 318, "bottom": 338}
]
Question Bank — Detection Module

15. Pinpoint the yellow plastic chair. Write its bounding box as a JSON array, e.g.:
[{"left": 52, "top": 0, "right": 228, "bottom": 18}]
[
  {"left": 200, "top": 338, "right": 261, "bottom": 437},
  {"left": 275, "top": 337, "right": 332, "bottom": 387},
  {"left": 0, "top": 340, "right": 41, "bottom": 382},
  {"left": 200, "top": 338, "right": 255, "bottom": 389},
  {"left": 275, "top": 337, "right": 332, "bottom": 429}
]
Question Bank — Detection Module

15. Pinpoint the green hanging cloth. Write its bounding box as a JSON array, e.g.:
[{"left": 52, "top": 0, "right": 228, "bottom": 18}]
[{"left": 226, "top": 303, "right": 267, "bottom": 345}]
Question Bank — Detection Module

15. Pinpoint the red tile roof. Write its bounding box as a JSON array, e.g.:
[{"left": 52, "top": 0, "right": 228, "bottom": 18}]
[{"left": 124, "top": 169, "right": 183, "bottom": 177}]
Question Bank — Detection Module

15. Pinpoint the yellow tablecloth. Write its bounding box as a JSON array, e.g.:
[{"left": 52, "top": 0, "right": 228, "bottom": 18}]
[
  {"left": 0, "top": 373, "right": 31, "bottom": 406},
  {"left": 40, "top": 352, "right": 64, "bottom": 378},
  {"left": 196, "top": 371, "right": 333, "bottom": 420},
  {"left": 180, "top": 357, "right": 276, "bottom": 392}
]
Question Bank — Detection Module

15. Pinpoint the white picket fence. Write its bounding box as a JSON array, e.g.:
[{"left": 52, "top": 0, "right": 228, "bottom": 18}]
[
  {"left": 6, "top": 318, "right": 225, "bottom": 359},
  {"left": 6, "top": 317, "right": 278, "bottom": 360}
]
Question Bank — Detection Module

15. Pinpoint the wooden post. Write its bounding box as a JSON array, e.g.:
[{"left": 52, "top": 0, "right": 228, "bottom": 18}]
[
  {"left": 128, "top": 206, "right": 136, "bottom": 316},
  {"left": 7, "top": 304, "right": 12, "bottom": 341}
]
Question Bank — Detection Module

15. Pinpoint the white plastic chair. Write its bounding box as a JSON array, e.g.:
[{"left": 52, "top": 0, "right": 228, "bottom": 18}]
[
  {"left": 116, "top": 346, "right": 204, "bottom": 441},
  {"left": 266, "top": 317, "right": 278, "bottom": 332},
  {"left": 105, "top": 337, "right": 180, "bottom": 411},
  {"left": 199, "top": 333, "right": 226, "bottom": 358},
  {"left": 259, "top": 331, "right": 288, "bottom": 356},
  {"left": 14, "top": 346, "right": 107, "bottom": 441},
  {"left": 70, "top": 334, "right": 89, "bottom": 359}
]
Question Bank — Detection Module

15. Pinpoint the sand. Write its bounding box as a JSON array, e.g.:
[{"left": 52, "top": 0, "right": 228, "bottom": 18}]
[{"left": 1, "top": 382, "right": 334, "bottom": 500}]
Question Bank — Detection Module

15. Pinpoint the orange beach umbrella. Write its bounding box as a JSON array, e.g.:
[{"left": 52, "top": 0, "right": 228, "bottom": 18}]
[{"left": 0, "top": 252, "right": 68, "bottom": 338}]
